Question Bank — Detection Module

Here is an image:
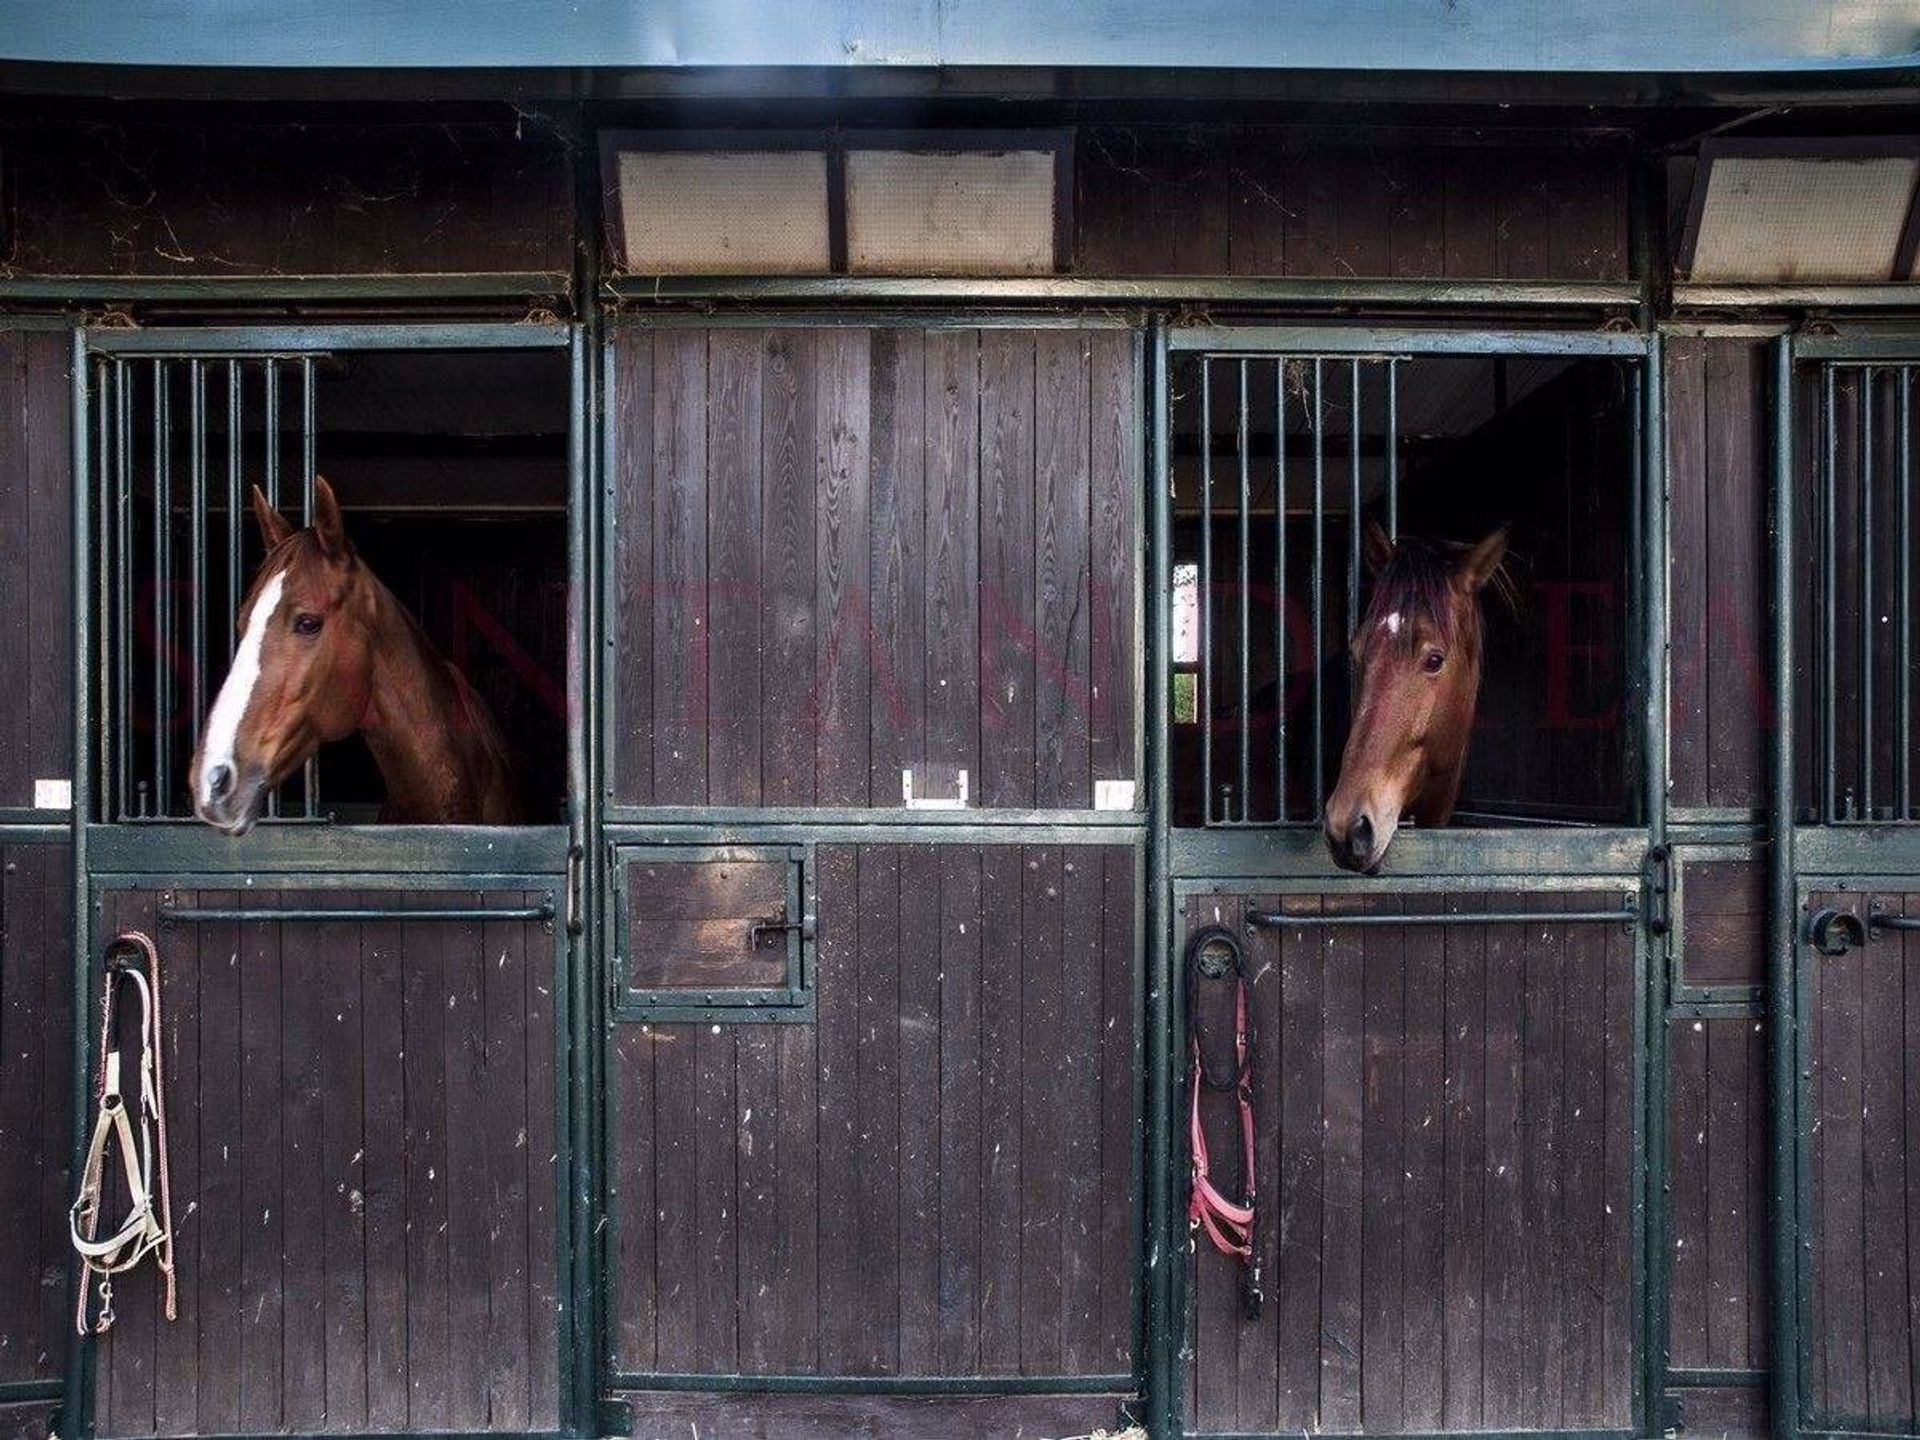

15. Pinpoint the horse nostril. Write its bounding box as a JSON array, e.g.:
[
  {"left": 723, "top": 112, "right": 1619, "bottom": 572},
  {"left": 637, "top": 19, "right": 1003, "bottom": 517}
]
[
  {"left": 207, "top": 763, "right": 233, "bottom": 800},
  {"left": 1349, "top": 811, "right": 1375, "bottom": 860}
]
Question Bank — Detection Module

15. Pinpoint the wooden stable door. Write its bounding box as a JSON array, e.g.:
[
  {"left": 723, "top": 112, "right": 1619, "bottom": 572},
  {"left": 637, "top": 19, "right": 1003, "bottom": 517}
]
[
  {"left": 90, "top": 885, "right": 564, "bottom": 1439},
  {"left": 1182, "top": 890, "right": 1639, "bottom": 1437},
  {"left": 1800, "top": 890, "right": 1920, "bottom": 1435}
]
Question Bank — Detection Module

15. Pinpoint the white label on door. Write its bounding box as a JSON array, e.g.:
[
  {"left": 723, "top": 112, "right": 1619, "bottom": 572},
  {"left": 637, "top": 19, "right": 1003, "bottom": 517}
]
[
  {"left": 1094, "top": 779, "right": 1137, "bottom": 811},
  {"left": 34, "top": 778, "right": 72, "bottom": 811}
]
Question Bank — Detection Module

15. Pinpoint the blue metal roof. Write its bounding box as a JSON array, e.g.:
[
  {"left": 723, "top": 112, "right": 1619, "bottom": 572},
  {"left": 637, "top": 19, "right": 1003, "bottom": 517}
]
[{"left": 0, "top": 0, "right": 1916, "bottom": 74}]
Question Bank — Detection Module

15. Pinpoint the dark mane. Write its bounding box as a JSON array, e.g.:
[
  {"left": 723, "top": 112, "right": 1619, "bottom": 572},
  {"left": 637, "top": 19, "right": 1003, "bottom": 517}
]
[{"left": 1360, "top": 535, "right": 1469, "bottom": 653}]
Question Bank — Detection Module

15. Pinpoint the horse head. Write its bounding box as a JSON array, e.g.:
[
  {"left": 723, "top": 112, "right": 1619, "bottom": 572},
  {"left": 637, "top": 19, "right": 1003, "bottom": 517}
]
[
  {"left": 1322, "top": 521, "right": 1508, "bottom": 873},
  {"left": 189, "top": 475, "right": 375, "bottom": 834}
]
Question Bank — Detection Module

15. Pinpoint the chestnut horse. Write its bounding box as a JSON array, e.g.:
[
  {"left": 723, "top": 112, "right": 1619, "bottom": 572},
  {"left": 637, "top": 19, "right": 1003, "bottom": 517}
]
[
  {"left": 189, "top": 476, "right": 520, "bottom": 834},
  {"left": 1322, "top": 522, "right": 1508, "bottom": 873}
]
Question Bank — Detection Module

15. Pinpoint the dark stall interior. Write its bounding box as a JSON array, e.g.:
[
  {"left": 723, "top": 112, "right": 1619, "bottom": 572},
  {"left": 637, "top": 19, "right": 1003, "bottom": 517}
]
[
  {"left": 1169, "top": 350, "right": 1636, "bottom": 828},
  {"left": 108, "top": 346, "right": 570, "bottom": 823}
]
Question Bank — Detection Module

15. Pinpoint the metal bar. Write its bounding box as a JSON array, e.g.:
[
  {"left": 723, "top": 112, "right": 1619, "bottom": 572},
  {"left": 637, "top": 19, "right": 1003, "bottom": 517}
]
[
  {"left": 226, "top": 360, "right": 241, "bottom": 660},
  {"left": 613, "top": 275, "right": 1643, "bottom": 309},
  {"left": 1200, "top": 358, "right": 1213, "bottom": 824},
  {"left": 1247, "top": 908, "right": 1636, "bottom": 929},
  {"left": 187, "top": 359, "right": 206, "bottom": 762},
  {"left": 88, "top": 322, "right": 571, "bottom": 355},
  {"left": 152, "top": 359, "right": 171, "bottom": 817},
  {"left": 1275, "top": 359, "right": 1288, "bottom": 823},
  {"left": 1144, "top": 320, "right": 1176, "bottom": 1439},
  {"left": 114, "top": 357, "right": 130, "bottom": 820},
  {"left": 1905, "top": 367, "right": 1914, "bottom": 820},
  {"left": 1386, "top": 357, "right": 1399, "bottom": 540},
  {"left": 62, "top": 325, "right": 94, "bottom": 1440},
  {"left": 1861, "top": 368, "right": 1875, "bottom": 817},
  {"left": 301, "top": 354, "right": 319, "bottom": 819},
  {"left": 1312, "top": 358, "right": 1326, "bottom": 818},
  {"left": 157, "top": 903, "right": 555, "bottom": 925},
  {"left": 1169, "top": 325, "right": 1651, "bottom": 357},
  {"left": 1237, "top": 358, "right": 1251, "bottom": 820},
  {"left": 1824, "top": 364, "right": 1838, "bottom": 822},
  {"left": 93, "top": 358, "right": 111, "bottom": 817},
  {"left": 264, "top": 359, "right": 280, "bottom": 821},
  {"left": 606, "top": 1372, "right": 1137, "bottom": 1396},
  {"left": 1348, "top": 357, "right": 1363, "bottom": 670},
  {"left": 1768, "top": 335, "right": 1800, "bottom": 1440},
  {"left": 10, "top": 273, "right": 570, "bottom": 304}
]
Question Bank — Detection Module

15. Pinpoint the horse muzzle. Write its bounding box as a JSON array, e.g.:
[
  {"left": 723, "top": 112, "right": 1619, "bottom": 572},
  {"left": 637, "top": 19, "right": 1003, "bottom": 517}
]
[
  {"left": 192, "top": 762, "right": 268, "bottom": 836},
  {"left": 1324, "top": 806, "right": 1394, "bottom": 874}
]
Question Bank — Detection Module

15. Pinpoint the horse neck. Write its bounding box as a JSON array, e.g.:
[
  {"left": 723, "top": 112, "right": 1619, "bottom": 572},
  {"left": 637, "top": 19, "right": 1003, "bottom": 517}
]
[{"left": 354, "top": 576, "right": 485, "bottom": 811}]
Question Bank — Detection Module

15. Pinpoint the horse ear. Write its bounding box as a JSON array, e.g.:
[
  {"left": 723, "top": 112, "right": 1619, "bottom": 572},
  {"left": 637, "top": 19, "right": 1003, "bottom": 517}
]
[
  {"left": 1457, "top": 525, "right": 1510, "bottom": 594},
  {"left": 250, "top": 485, "right": 294, "bottom": 551},
  {"left": 1363, "top": 518, "right": 1395, "bottom": 575},
  {"left": 311, "top": 475, "right": 348, "bottom": 558}
]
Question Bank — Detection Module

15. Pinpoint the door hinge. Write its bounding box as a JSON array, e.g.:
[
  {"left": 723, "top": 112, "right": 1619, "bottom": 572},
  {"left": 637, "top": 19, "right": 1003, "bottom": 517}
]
[{"left": 1642, "top": 843, "right": 1672, "bottom": 936}]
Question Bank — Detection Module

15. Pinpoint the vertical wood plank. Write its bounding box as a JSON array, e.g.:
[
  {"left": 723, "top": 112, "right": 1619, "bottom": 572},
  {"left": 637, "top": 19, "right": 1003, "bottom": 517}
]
[
  {"left": 814, "top": 845, "right": 861, "bottom": 1372},
  {"left": 760, "top": 330, "right": 820, "bottom": 806},
  {"left": 1319, "top": 902, "right": 1365, "bottom": 1431},
  {"left": 1441, "top": 149, "right": 1500, "bottom": 278},
  {"left": 318, "top": 899, "right": 368, "bottom": 1434},
  {"left": 482, "top": 895, "right": 533, "bottom": 1429},
  {"left": 1360, "top": 909, "right": 1406, "bottom": 1432},
  {"left": 652, "top": 329, "right": 709, "bottom": 805},
  {"left": 279, "top": 909, "right": 329, "bottom": 1432},
  {"left": 441, "top": 903, "right": 491, "bottom": 1428},
  {"left": 237, "top": 893, "right": 285, "bottom": 1434},
  {"left": 1704, "top": 341, "right": 1768, "bottom": 809},
  {"left": 360, "top": 913, "right": 410, "bottom": 1431},
  {"left": 1440, "top": 893, "right": 1487, "bottom": 1431},
  {"left": 24, "top": 331, "right": 72, "bottom": 794},
  {"left": 1401, "top": 895, "right": 1446, "bottom": 1431},
  {"left": 733, "top": 1025, "right": 779, "bottom": 1373},
  {"left": 935, "top": 847, "right": 984, "bottom": 1376},
  {"left": 1561, "top": 900, "right": 1611, "bottom": 1426},
  {"left": 0, "top": 338, "right": 30, "bottom": 803},
  {"left": 923, "top": 331, "right": 982, "bottom": 784},
  {"left": 771, "top": 1019, "right": 819, "bottom": 1373},
  {"left": 611, "top": 1025, "right": 657, "bottom": 1374},
  {"left": 191, "top": 896, "right": 243, "bottom": 1434},
  {"left": 1670, "top": 1017, "right": 1712, "bottom": 1368},
  {"left": 1667, "top": 338, "right": 1712, "bottom": 808},
  {"left": 1274, "top": 896, "right": 1324, "bottom": 1431},
  {"left": 1235, "top": 885, "right": 1282, "bottom": 1434},
  {"left": 400, "top": 903, "right": 451, "bottom": 1430},
  {"left": 1862, "top": 894, "right": 1911, "bottom": 1425},
  {"left": 650, "top": 1021, "right": 699, "bottom": 1374},
  {"left": 693, "top": 1024, "right": 740, "bottom": 1375},
  {"left": 1058, "top": 848, "right": 1104, "bottom": 1375},
  {"left": 1088, "top": 330, "right": 1139, "bottom": 795},
  {"left": 1019, "top": 847, "right": 1066, "bottom": 1375},
  {"left": 979, "top": 332, "right": 1038, "bottom": 807},
  {"left": 1481, "top": 906, "right": 1525, "bottom": 1428},
  {"left": 523, "top": 905, "right": 560, "bottom": 1429},
  {"left": 897, "top": 845, "right": 942, "bottom": 1373},
  {"left": 868, "top": 329, "right": 927, "bottom": 804},
  {"left": 816, "top": 331, "right": 872, "bottom": 806},
  {"left": 1095, "top": 848, "right": 1139, "bottom": 1375},
  {"left": 978, "top": 846, "right": 1024, "bottom": 1373},
  {"left": 854, "top": 846, "right": 901, "bottom": 1374},
  {"left": 1034, "top": 332, "right": 1092, "bottom": 808},
  {"left": 1818, "top": 903, "right": 1868, "bottom": 1418},
  {"left": 707, "top": 329, "right": 766, "bottom": 806},
  {"left": 610, "top": 331, "right": 655, "bottom": 804}
]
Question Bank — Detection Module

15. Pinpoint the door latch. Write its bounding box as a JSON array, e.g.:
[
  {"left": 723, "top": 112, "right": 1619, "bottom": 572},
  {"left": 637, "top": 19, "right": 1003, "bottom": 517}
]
[{"left": 749, "top": 906, "right": 815, "bottom": 947}]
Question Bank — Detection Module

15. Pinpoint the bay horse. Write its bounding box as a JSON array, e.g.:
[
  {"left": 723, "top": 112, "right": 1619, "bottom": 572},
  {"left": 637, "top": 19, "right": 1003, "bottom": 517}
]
[
  {"left": 1322, "top": 521, "right": 1508, "bottom": 873},
  {"left": 189, "top": 476, "right": 521, "bottom": 834}
]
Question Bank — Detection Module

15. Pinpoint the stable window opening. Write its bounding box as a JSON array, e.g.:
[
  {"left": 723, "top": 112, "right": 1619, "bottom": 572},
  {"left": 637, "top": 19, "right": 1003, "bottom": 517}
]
[
  {"left": 1168, "top": 347, "right": 1638, "bottom": 830},
  {"left": 92, "top": 344, "right": 570, "bottom": 827}
]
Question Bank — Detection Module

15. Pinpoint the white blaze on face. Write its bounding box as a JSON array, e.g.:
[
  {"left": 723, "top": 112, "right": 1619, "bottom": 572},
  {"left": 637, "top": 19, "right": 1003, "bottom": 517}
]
[
  {"left": 196, "top": 569, "right": 287, "bottom": 808},
  {"left": 1383, "top": 611, "right": 1403, "bottom": 637}
]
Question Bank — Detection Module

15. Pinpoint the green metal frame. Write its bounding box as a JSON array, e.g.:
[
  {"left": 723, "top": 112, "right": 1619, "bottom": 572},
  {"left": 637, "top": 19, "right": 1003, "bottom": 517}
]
[
  {"left": 58, "top": 317, "right": 594, "bottom": 1440},
  {"left": 1149, "top": 320, "right": 1668, "bottom": 1440}
]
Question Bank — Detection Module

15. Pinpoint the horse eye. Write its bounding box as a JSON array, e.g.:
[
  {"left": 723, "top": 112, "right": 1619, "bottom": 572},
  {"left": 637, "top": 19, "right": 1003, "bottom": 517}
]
[
  {"left": 1422, "top": 650, "right": 1445, "bottom": 674},
  {"left": 293, "top": 613, "right": 324, "bottom": 637}
]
